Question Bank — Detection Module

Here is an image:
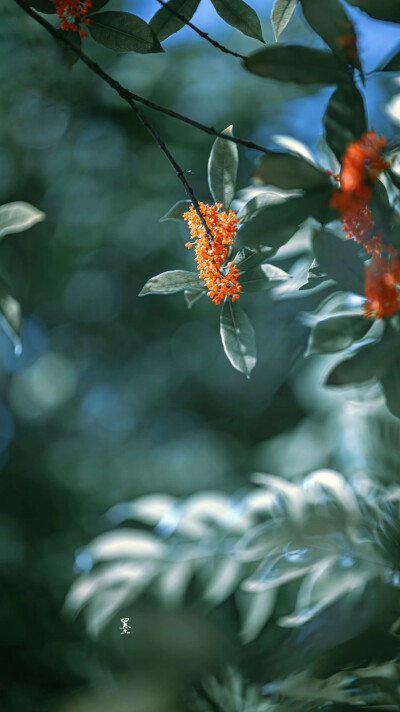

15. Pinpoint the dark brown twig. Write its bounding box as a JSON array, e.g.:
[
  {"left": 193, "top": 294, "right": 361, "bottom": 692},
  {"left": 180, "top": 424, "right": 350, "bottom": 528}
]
[
  {"left": 15, "top": 1, "right": 272, "bottom": 158},
  {"left": 15, "top": 0, "right": 217, "bottom": 238},
  {"left": 155, "top": 0, "right": 246, "bottom": 60}
]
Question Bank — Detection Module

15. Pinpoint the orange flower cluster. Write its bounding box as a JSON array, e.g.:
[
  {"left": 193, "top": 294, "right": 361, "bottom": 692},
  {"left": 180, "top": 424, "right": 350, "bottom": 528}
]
[
  {"left": 330, "top": 131, "right": 389, "bottom": 255},
  {"left": 364, "top": 252, "right": 400, "bottom": 319},
  {"left": 54, "top": 0, "right": 92, "bottom": 38},
  {"left": 183, "top": 203, "right": 241, "bottom": 305},
  {"left": 329, "top": 131, "right": 400, "bottom": 318}
]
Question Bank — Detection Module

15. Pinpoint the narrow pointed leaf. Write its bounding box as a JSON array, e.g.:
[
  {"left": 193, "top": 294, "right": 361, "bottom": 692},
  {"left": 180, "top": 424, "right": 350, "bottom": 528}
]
[
  {"left": 312, "top": 228, "right": 365, "bottom": 295},
  {"left": 139, "top": 270, "right": 201, "bottom": 295},
  {"left": 271, "top": 0, "right": 299, "bottom": 40},
  {"left": 211, "top": 0, "right": 265, "bottom": 42},
  {"left": 21, "top": 0, "right": 56, "bottom": 12},
  {"left": 220, "top": 300, "right": 257, "bottom": 377},
  {"left": 89, "top": 12, "right": 164, "bottom": 53},
  {"left": 160, "top": 200, "right": 192, "bottom": 223},
  {"left": 346, "top": 0, "right": 400, "bottom": 22},
  {"left": 240, "top": 264, "right": 290, "bottom": 292},
  {"left": 150, "top": 0, "right": 201, "bottom": 42},
  {"left": 324, "top": 82, "right": 366, "bottom": 161},
  {"left": 306, "top": 312, "right": 372, "bottom": 355},
  {"left": 325, "top": 332, "right": 400, "bottom": 386},
  {"left": 0, "top": 202, "right": 45, "bottom": 239},
  {"left": 301, "top": 0, "right": 362, "bottom": 71},
  {"left": 208, "top": 125, "right": 239, "bottom": 210},
  {"left": 252, "top": 153, "right": 331, "bottom": 190},
  {"left": 245, "top": 45, "right": 349, "bottom": 85}
]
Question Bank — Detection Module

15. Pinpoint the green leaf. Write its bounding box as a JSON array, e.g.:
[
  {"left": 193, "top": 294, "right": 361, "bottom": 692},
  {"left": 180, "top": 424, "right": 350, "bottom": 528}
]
[
  {"left": 89, "top": 12, "right": 164, "bottom": 53},
  {"left": 271, "top": 0, "right": 299, "bottom": 40},
  {"left": 233, "top": 246, "right": 276, "bottom": 272},
  {"left": 323, "top": 81, "right": 367, "bottom": 161},
  {"left": 220, "top": 300, "right": 257, "bottom": 377},
  {"left": 244, "top": 45, "right": 349, "bottom": 85},
  {"left": 325, "top": 332, "right": 400, "bottom": 386},
  {"left": 312, "top": 227, "right": 365, "bottom": 296},
  {"left": 299, "top": 259, "right": 333, "bottom": 291},
  {"left": 21, "top": 0, "right": 56, "bottom": 13},
  {"left": 87, "top": 0, "right": 114, "bottom": 14},
  {"left": 346, "top": 0, "right": 400, "bottom": 22},
  {"left": 139, "top": 270, "right": 201, "bottom": 295},
  {"left": 211, "top": 0, "right": 265, "bottom": 42},
  {"left": 159, "top": 200, "right": 192, "bottom": 223},
  {"left": 301, "top": 0, "right": 362, "bottom": 71},
  {"left": 0, "top": 277, "right": 22, "bottom": 348},
  {"left": 252, "top": 153, "right": 331, "bottom": 190},
  {"left": 150, "top": 0, "right": 201, "bottom": 42},
  {"left": 207, "top": 125, "right": 239, "bottom": 210},
  {"left": 238, "top": 190, "right": 333, "bottom": 251},
  {"left": 381, "top": 362, "right": 400, "bottom": 418},
  {"left": 240, "top": 263, "right": 291, "bottom": 292},
  {"left": 0, "top": 202, "right": 45, "bottom": 239},
  {"left": 306, "top": 312, "right": 372, "bottom": 355},
  {"left": 378, "top": 46, "right": 400, "bottom": 72}
]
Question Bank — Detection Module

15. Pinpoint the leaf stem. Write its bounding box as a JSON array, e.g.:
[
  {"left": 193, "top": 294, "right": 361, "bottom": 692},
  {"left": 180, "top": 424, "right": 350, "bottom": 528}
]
[{"left": 154, "top": 0, "right": 246, "bottom": 60}]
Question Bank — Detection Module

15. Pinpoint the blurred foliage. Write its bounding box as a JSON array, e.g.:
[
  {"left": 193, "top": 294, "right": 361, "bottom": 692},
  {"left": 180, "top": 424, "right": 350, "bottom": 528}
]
[{"left": 4, "top": 1, "right": 400, "bottom": 711}]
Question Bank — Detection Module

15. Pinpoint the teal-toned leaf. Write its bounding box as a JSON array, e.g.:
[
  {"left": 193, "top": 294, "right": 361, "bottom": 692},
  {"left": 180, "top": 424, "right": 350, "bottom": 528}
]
[
  {"left": 299, "top": 260, "right": 332, "bottom": 291},
  {"left": 211, "top": 0, "right": 265, "bottom": 42},
  {"left": 160, "top": 200, "right": 192, "bottom": 223},
  {"left": 220, "top": 301, "right": 257, "bottom": 377},
  {"left": 306, "top": 312, "right": 372, "bottom": 356},
  {"left": 87, "top": 0, "right": 113, "bottom": 14},
  {"left": 346, "top": 0, "right": 400, "bottom": 22},
  {"left": 238, "top": 191, "right": 333, "bottom": 252},
  {"left": 184, "top": 288, "right": 206, "bottom": 308},
  {"left": 237, "top": 190, "right": 298, "bottom": 224},
  {"left": 236, "top": 589, "right": 277, "bottom": 643},
  {"left": 252, "top": 153, "right": 331, "bottom": 190},
  {"left": 21, "top": 0, "right": 56, "bottom": 13},
  {"left": 271, "top": 0, "right": 299, "bottom": 40},
  {"left": 378, "top": 46, "right": 400, "bottom": 72},
  {"left": 301, "top": 0, "right": 362, "bottom": 71},
  {"left": 150, "top": 0, "right": 201, "bottom": 42},
  {"left": 139, "top": 270, "right": 201, "bottom": 295},
  {"left": 208, "top": 125, "right": 239, "bottom": 210},
  {"left": 89, "top": 12, "right": 164, "bottom": 53},
  {"left": 381, "top": 363, "right": 400, "bottom": 418},
  {"left": 0, "top": 202, "right": 45, "bottom": 239},
  {"left": 312, "top": 228, "right": 365, "bottom": 296},
  {"left": 242, "top": 547, "right": 321, "bottom": 592},
  {"left": 325, "top": 332, "right": 400, "bottom": 386},
  {"left": 244, "top": 45, "right": 349, "bottom": 85},
  {"left": 323, "top": 82, "right": 367, "bottom": 161},
  {"left": 279, "top": 558, "right": 371, "bottom": 628},
  {"left": 0, "top": 277, "right": 22, "bottom": 348},
  {"left": 233, "top": 246, "right": 276, "bottom": 272},
  {"left": 240, "top": 263, "right": 291, "bottom": 292}
]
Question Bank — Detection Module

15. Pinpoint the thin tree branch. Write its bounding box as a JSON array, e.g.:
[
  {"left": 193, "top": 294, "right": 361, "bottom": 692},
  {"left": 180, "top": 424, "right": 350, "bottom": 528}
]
[
  {"left": 14, "top": 0, "right": 272, "bottom": 158},
  {"left": 155, "top": 0, "right": 246, "bottom": 61},
  {"left": 15, "top": 0, "right": 216, "bottom": 239}
]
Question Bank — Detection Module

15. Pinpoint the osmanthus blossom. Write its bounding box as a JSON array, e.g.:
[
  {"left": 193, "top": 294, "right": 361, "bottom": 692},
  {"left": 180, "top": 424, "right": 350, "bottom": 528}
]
[
  {"left": 329, "top": 131, "right": 400, "bottom": 319},
  {"left": 183, "top": 202, "right": 242, "bottom": 306},
  {"left": 54, "top": 0, "right": 92, "bottom": 38}
]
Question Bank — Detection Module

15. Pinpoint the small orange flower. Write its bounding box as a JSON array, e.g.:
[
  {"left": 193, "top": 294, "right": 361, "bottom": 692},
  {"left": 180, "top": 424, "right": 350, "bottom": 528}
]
[
  {"left": 54, "top": 0, "right": 92, "bottom": 38},
  {"left": 183, "top": 202, "right": 242, "bottom": 305},
  {"left": 364, "top": 252, "right": 400, "bottom": 319},
  {"left": 330, "top": 131, "right": 389, "bottom": 255},
  {"left": 335, "top": 33, "right": 358, "bottom": 59}
]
